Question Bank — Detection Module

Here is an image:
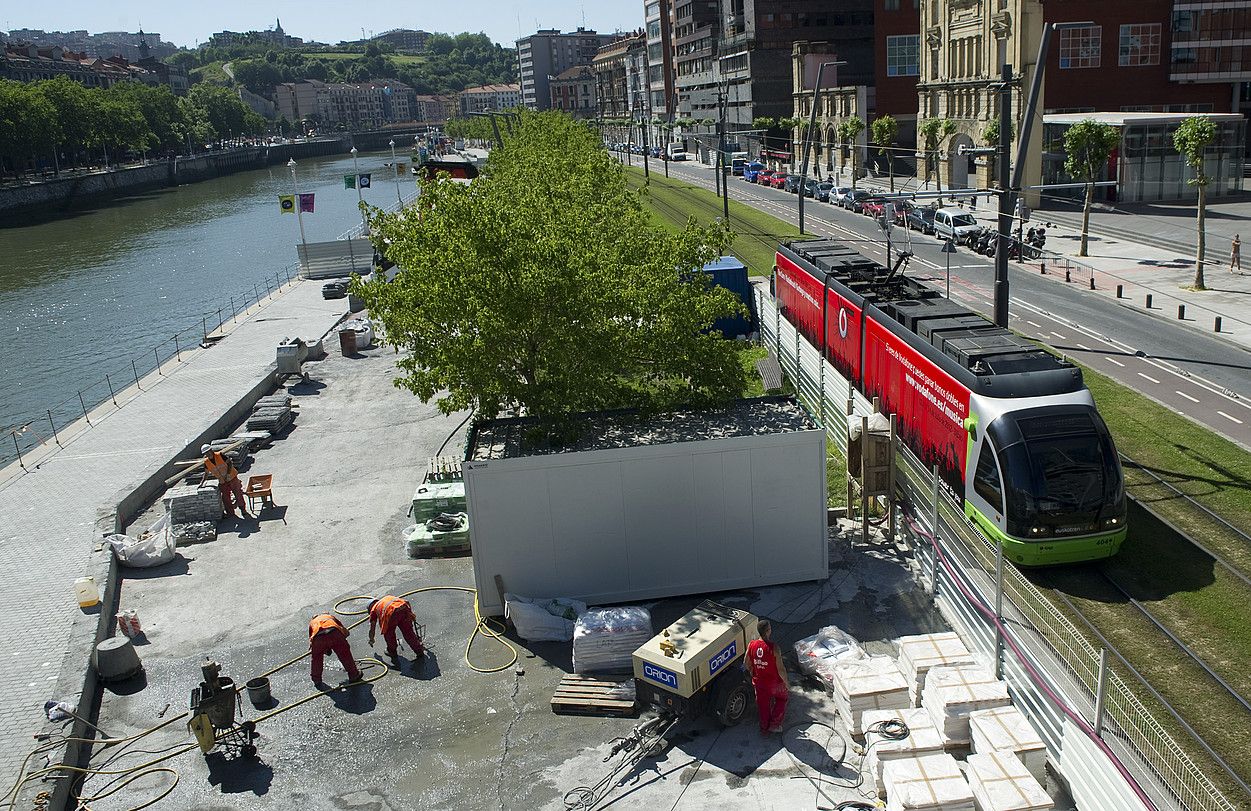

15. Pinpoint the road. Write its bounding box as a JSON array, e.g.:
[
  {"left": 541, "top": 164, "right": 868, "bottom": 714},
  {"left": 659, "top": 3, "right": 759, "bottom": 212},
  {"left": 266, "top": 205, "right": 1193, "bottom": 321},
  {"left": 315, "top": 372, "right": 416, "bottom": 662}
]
[{"left": 655, "top": 160, "right": 1251, "bottom": 450}]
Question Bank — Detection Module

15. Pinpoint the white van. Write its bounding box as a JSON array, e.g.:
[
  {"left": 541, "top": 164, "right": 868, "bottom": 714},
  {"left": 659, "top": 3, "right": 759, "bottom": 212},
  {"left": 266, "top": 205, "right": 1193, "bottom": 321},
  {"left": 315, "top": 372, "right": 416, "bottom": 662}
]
[
  {"left": 932, "top": 208, "right": 981, "bottom": 243},
  {"left": 667, "top": 143, "right": 688, "bottom": 161}
]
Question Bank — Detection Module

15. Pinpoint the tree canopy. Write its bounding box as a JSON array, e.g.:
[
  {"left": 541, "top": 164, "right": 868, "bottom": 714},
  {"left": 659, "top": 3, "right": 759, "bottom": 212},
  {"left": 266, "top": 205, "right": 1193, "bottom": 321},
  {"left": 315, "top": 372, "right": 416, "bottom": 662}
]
[
  {"left": 357, "top": 111, "right": 749, "bottom": 422},
  {"left": 1063, "top": 118, "right": 1119, "bottom": 257}
]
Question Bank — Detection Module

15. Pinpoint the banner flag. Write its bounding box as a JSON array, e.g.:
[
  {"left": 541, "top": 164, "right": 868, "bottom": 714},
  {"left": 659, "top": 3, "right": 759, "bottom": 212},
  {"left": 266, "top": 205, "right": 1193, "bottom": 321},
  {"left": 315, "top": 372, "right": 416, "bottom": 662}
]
[
  {"left": 358, "top": 173, "right": 372, "bottom": 188},
  {"left": 395, "top": 162, "right": 407, "bottom": 177},
  {"left": 344, "top": 174, "right": 355, "bottom": 189},
  {"left": 298, "top": 193, "right": 315, "bottom": 213},
  {"left": 279, "top": 195, "right": 295, "bottom": 214}
]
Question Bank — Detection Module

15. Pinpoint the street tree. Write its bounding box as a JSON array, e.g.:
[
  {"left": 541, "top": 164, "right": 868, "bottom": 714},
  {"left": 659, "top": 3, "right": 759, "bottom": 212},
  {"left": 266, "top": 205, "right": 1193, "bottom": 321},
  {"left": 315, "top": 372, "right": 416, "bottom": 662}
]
[
  {"left": 752, "top": 116, "right": 775, "bottom": 160},
  {"left": 357, "top": 111, "right": 748, "bottom": 424},
  {"left": 1173, "top": 116, "right": 1219, "bottom": 289},
  {"left": 0, "top": 80, "right": 60, "bottom": 178},
  {"left": 778, "top": 117, "right": 800, "bottom": 169},
  {"left": 982, "top": 115, "right": 1014, "bottom": 181},
  {"left": 919, "top": 117, "right": 956, "bottom": 193},
  {"left": 35, "top": 77, "right": 92, "bottom": 169},
  {"left": 1062, "top": 119, "right": 1119, "bottom": 257},
  {"left": 870, "top": 115, "right": 900, "bottom": 191},
  {"left": 837, "top": 116, "right": 865, "bottom": 188}
]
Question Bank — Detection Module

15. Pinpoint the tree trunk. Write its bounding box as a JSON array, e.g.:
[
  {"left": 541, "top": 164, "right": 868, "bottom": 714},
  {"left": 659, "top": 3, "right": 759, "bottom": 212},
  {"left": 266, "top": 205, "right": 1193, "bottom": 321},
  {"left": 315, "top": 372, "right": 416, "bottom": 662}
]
[
  {"left": 1194, "top": 182, "right": 1207, "bottom": 290},
  {"left": 1080, "top": 181, "right": 1093, "bottom": 257},
  {"left": 935, "top": 148, "right": 944, "bottom": 194}
]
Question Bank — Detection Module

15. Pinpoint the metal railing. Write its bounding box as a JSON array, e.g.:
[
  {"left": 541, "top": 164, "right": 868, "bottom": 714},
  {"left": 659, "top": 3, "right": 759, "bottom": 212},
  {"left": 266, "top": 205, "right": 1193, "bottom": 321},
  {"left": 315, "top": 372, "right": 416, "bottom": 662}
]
[
  {"left": 336, "top": 188, "right": 420, "bottom": 241},
  {"left": 0, "top": 264, "right": 300, "bottom": 472},
  {"left": 755, "top": 286, "right": 1237, "bottom": 811}
]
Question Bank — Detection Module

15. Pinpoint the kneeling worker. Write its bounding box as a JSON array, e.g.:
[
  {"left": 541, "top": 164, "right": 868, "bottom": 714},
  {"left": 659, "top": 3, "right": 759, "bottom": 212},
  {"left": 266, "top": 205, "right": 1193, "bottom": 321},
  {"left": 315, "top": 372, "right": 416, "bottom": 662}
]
[
  {"left": 201, "top": 444, "right": 252, "bottom": 520},
  {"left": 368, "top": 595, "right": 426, "bottom": 663},
  {"left": 308, "top": 612, "right": 363, "bottom": 685},
  {"left": 747, "top": 619, "right": 789, "bottom": 734}
]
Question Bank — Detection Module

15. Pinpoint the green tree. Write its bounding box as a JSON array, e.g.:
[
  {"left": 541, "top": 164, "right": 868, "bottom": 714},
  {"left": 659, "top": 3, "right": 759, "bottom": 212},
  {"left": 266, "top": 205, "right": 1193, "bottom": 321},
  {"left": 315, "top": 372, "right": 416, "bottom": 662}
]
[
  {"left": 870, "top": 114, "right": 900, "bottom": 191},
  {"left": 109, "top": 83, "right": 183, "bottom": 152},
  {"left": 1062, "top": 119, "right": 1119, "bottom": 258},
  {"left": 0, "top": 80, "right": 61, "bottom": 178},
  {"left": 37, "top": 77, "right": 93, "bottom": 169},
  {"left": 918, "top": 117, "right": 956, "bottom": 193},
  {"left": 1173, "top": 116, "right": 1219, "bottom": 290},
  {"left": 357, "top": 111, "right": 747, "bottom": 423},
  {"left": 837, "top": 116, "right": 865, "bottom": 188}
]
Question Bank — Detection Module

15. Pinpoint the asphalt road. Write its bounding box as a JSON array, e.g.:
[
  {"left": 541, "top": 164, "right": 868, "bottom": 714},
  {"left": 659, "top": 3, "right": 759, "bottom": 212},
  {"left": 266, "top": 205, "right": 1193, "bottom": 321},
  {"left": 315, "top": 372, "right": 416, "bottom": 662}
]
[{"left": 652, "top": 159, "right": 1251, "bottom": 451}]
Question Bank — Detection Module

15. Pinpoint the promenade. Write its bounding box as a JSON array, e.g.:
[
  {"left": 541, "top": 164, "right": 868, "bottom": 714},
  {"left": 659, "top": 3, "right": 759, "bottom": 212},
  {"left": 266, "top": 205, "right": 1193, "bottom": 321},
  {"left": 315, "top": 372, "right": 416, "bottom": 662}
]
[{"left": 0, "top": 277, "right": 348, "bottom": 777}]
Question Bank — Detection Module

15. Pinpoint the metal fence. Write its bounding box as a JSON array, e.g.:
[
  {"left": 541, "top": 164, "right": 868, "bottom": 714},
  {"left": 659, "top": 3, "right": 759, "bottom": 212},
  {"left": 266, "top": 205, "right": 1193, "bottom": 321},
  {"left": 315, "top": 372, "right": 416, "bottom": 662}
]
[
  {"left": 755, "top": 286, "right": 1236, "bottom": 811},
  {"left": 336, "top": 188, "right": 419, "bottom": 241},
  {"left": 0, "top": 264, "right": 300, "bottom": 471}
]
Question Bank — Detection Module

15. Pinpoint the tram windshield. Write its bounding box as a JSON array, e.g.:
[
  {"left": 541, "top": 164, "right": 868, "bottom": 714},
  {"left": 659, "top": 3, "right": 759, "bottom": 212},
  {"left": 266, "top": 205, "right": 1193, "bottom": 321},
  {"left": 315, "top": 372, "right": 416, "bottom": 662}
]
[{"left": 991, "top": 408, "right": 1124, "bottom": 536}]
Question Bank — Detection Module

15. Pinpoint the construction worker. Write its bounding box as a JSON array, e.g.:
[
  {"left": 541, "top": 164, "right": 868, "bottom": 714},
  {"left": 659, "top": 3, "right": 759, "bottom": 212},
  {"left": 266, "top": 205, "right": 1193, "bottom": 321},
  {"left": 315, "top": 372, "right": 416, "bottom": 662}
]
[
  {"left": 368, "top": 595, "right": 426, "bottom": 663},
  {"left": 201, "top": 445, "right": 252, "bottom": 519},
  {"left": 308, "top": 612, "right": 362, "bottom": 686},
  {"left": 746, "top": 619, "right": 789, "bottom": 734}
]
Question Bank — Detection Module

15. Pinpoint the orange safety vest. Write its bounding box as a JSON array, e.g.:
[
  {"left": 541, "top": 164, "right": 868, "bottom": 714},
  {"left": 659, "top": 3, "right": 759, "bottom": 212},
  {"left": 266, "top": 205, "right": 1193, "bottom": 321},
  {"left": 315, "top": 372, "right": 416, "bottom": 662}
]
[
  {"left": 204, "top": 451, "right": 238, "bottom": 483},
  {"left": 370, "top": 595, "right": 410, "bottom": 634},
  {"left": 308, "top": 613, "right": 348, "bottom": 640}
]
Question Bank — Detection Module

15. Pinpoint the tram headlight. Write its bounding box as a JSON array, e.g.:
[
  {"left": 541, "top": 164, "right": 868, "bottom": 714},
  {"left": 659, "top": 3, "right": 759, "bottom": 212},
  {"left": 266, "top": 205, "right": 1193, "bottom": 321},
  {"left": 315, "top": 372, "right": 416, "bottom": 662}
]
[
  {"left": 1102, "top": 515, "right": 1123, "bottom": 529},
  {"left": 1028, "top": 525, "right": 1049, "bottom": 537}
]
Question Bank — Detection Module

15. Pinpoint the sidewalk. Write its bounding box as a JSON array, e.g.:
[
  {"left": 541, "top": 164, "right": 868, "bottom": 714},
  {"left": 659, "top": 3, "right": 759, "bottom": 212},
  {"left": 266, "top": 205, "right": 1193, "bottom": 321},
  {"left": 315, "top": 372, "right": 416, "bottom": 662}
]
[{"left": 0, "top": 278, "right": 348, "bottom": 778}]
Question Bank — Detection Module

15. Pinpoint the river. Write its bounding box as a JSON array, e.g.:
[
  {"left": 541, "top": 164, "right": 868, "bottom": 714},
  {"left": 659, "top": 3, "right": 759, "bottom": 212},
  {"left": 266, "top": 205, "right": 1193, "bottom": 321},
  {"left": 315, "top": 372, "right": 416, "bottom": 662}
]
[{"left": 0, "top": 149, "right": 415, "bottom": 446}]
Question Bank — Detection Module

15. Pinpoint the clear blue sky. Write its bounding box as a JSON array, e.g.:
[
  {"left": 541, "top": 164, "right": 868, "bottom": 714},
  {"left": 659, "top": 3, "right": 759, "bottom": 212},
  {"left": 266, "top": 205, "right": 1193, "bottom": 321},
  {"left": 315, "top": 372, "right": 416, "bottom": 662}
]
[{"left": 4, "top": 1, "right": 644, "bottom": 49}]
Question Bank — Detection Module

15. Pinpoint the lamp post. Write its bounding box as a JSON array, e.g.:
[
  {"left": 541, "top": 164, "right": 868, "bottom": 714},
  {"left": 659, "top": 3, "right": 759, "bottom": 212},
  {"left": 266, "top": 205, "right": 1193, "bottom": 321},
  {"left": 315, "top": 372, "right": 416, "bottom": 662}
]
[
  {"left": 942, "top": 238, "right": 957, "bottom": 298},
  {"left": 414, "top": 135, "right": 422, "bottom": 194},
  {"left": 287, "top": 158, "right": 309, "bottom": 264},
  {"left": 388, "top": 139, "right": 402, "bottom": 206},
  {"left": 798, "top": 60, "right": 846, "bottom": 234},
  {"left": 350, "top": 146, "right": 368, "bottom": 235}
]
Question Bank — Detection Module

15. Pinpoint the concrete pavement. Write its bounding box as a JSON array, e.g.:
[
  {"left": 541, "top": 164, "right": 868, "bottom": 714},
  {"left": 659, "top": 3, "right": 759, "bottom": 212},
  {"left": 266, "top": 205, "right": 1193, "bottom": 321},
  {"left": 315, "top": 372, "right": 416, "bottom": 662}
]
[{"left": 0, "top": 277, "right": 348, "bottom": 780}]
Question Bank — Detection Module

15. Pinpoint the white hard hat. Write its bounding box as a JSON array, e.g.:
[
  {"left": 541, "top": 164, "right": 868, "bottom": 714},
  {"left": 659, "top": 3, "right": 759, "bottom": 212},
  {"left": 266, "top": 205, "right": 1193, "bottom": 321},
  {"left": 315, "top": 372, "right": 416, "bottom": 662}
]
[{"left": 201, "top": 444, "right": 212, "bottom": 454}]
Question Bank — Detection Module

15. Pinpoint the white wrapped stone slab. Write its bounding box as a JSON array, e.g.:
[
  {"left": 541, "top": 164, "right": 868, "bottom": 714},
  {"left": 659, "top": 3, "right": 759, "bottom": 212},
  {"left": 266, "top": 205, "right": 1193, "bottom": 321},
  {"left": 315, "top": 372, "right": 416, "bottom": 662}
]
[
  {"left": 863, "top": 707, "right": 945, "bottom": 797},
  {"left": 922, "top": 664, "right": 1011, "bottom": 746},
  {"left": 897, "top": 631, "right": 976, "bottom": 706},
  {"left": 830, "top": 655, "right": 911, "bottom": 736},
  {"left": 883, "top": 753, "right": 975, "bottom": 811},
  {"left": 969, "top": 705, "right": 1048, "bottom": 784},
  {"left": 572, "top": 606, "right": 653, "bottom": 674},
  {"left": 967, "top": 751, "right": 1054, "bottom": 811}
]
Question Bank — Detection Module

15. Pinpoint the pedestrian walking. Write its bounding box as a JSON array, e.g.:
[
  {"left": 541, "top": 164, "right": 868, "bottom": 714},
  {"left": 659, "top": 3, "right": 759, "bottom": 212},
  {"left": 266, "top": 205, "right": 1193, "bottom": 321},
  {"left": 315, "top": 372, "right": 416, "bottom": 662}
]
[
  {"left": 308, "top": 612, "right": 362, "bottom": 686},
  {"left": 201, "top": 445, "right": 252, "bottom": 519},
  {"left": 368, "top": 595, "right": 426, "bottom": 663},
  {"left": 746, "top": 619, "right": 789, "bottom": 734},
  {"left": 1231, "top": 234, "right": 1241, "bottom": 273}
]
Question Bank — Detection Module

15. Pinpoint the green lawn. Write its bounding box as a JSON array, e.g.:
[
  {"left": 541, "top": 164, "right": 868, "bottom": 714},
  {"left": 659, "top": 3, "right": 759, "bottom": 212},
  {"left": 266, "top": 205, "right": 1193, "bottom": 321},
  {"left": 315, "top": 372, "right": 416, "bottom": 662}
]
[{"left": 311, "top": 52, "right": 427, "bottom": 65}]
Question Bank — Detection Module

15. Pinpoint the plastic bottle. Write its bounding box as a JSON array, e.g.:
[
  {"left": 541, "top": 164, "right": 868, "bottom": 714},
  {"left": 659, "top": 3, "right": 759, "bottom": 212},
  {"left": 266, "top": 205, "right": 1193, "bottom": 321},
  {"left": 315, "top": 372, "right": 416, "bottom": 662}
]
[{"left": 74, "top": 576, "right": 100, "bottom": 609}]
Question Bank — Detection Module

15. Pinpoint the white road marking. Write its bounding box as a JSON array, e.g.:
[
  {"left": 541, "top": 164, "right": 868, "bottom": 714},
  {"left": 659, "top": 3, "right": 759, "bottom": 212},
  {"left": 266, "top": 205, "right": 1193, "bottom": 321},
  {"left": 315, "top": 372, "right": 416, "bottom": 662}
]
[
  {"left": 1106, "top": 357, "right": 1126, "bottom": 367},
  {"left": 1138, "top": 372, "right": 1161, "bottom": 384},
  {"left": 1218, "top": 411, "right": 1244, "bottom": 424},
  {"left": 1050, "top": 332, "right": 1067, "bottom": 340},
  {"left": 1026, "top": 320, "right": 1042, "bottom": 328},
  {"left": 1176, "top": 390, "right": 1200, "bottom": 403},
  {"left": 1075, "top": 343, "right": 1091, "bottom": 351}
]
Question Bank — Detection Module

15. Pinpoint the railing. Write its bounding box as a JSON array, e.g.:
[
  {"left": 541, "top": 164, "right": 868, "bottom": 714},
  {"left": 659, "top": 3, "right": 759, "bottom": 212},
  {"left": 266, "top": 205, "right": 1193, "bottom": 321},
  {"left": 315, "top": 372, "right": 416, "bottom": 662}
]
[
  {"left": 755, "top": 286, "right": 1237, "bottom": 811},
  {"left": 337, "top": 188, "right": 420, "bottom": 241},
  {"left": 0, "top": 264, "right": 301, "bottom": 472}
]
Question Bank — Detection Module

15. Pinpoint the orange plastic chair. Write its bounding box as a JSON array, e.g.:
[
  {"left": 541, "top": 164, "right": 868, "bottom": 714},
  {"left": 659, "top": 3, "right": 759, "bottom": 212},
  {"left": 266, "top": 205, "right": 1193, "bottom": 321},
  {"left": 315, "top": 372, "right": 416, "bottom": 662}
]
[{"left": 245, "top": 474, "right": 274, "bottom": 513}]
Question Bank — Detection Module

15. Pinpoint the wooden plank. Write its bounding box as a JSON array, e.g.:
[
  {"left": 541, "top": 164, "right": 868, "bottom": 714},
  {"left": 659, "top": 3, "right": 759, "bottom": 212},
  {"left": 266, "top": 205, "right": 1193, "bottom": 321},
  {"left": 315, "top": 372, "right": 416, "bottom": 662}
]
[{"left": 550, "top": 673, "right": 637, "bottom": 718}]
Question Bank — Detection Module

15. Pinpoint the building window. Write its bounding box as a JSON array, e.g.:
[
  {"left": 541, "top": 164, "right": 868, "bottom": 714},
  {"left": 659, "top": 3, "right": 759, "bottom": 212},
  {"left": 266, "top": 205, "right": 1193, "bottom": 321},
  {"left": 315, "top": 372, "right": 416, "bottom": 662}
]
[
  {"left": 1059, "top": 26, "right": 1101, "bottom": 69},
  {"left": 884, "top": 0, "right": 900, "bottom": 9},
  {"left": 1119, "top": 24, "right": 1160, "bottom": 66},
  {"left": 886, "top": 35, "right": 920, "bottom": 76}
]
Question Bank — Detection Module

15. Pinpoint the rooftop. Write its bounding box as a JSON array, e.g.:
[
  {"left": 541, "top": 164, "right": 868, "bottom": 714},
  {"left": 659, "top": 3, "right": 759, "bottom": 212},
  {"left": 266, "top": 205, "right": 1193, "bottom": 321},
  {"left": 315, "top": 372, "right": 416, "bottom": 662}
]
[{"left": 1043, "top": 111, "right": 1245, "bottom": 127}]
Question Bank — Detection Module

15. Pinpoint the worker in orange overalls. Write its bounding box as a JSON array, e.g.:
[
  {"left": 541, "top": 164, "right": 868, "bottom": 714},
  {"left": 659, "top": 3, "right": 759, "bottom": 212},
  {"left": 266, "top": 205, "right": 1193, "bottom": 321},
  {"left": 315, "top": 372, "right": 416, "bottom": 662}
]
[
  {"left": 746, "top": 619, "right": 789, "bottom": 734},
  {"left": 368, "top": 595, "right": 426, "bottom": 663},
  {"left": 201, "top": 444, "right": 252, "bottom": 520},
  {"left": 308, "top": 612, "right": 363, "bottom": 685}
]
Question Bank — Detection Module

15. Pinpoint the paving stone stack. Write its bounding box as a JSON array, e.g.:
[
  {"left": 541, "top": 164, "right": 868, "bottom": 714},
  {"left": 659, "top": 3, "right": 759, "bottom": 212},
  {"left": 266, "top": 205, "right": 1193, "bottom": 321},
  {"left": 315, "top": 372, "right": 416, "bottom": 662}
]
[
  {"left": 882, "top": 753, "right": 975, "bottom": 811},
  {"left": 204, "top": 438, "right": 248, "bottom": 469},
  {"left": 171, "top": 521, "right": 217, "bottom": 545},
  {"left": 828, "top": 655, "right": 911, "bottom": 736},
  {"left": 163, "top": 481, "right": 221, "bottom": 525},
  {"left": 969, "top": 706, "right": 1048, "bottom": 784},
  {"left": 896, "top": 632, "right": 977, "bottom": 707},
  {"left": 921, "top": 664, "right": 1012, "bottom": 748},
  {"left": 404, "top": 513, "right": 471, "bottom": 557},
  {"left": 572, "top": 607, "right": 653, "bottom": 674},
  {"left": 966, "top": 751, "right": 1054, "bottom": 811},
  {"left": 246, "top": 404, "right": 294, "bottom": 434},
  {"left": 862, "top": 707, "right": 945, "bottom": 797}
]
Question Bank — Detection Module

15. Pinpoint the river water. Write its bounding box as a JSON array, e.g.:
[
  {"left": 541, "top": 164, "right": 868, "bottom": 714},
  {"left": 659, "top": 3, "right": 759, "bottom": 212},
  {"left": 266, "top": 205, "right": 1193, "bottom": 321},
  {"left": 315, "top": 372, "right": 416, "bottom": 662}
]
[{"left": 0, "top": 149, "right": 414, "bottom": 440}]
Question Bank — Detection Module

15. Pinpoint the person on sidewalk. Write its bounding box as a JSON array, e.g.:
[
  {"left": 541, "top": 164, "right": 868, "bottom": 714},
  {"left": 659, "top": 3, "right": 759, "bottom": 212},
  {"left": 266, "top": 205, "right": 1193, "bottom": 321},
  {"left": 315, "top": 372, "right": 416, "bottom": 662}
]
[
  {"left": 368, "top": 595, "right": 426, "bottom": 663},
  {"left": 746, "top": 619, "right": 789, "bottom": 734},
  {"left": 308, "top": 612, "right": 363, "bottom": 686},
  {"left": 1232, "top": 234, "right": 1241, "bottom": 273},
  {"left": 201, "top": 445, "right": 252, "bottom": 519}
]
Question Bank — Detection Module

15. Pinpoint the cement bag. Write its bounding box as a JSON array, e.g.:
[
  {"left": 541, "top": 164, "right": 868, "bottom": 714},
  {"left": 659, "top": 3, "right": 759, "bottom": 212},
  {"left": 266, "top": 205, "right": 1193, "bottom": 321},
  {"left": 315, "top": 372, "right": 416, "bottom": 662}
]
[
  {"left": 505, "top": 593, "right": 583, "bottom": 642},
  {"left": 105, "top": 516, "right": 175, "bottom": 568}
]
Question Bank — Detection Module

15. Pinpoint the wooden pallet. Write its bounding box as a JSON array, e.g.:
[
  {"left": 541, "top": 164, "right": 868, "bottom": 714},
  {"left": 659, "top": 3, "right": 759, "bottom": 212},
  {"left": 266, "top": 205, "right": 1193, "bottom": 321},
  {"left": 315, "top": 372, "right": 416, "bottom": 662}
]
[
  {"left": 551, "top": 674, "right": 638, "bottom": 718},
  {"left": 425, "top": 455, "right": 464, "bottom": 482}
]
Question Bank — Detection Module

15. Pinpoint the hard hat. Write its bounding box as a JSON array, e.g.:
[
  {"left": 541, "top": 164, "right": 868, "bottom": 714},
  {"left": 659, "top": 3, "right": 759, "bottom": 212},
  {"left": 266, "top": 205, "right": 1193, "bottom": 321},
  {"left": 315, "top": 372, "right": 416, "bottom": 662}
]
[{"left": 201, "top": 444, "right": 212, "bottom": 454}]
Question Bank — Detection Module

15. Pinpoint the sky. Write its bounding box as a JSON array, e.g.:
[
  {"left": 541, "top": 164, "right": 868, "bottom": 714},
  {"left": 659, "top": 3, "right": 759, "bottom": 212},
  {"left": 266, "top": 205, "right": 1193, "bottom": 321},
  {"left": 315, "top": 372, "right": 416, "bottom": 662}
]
[{"left": 3, "top": 1, "right": 644, "bottom": 49}]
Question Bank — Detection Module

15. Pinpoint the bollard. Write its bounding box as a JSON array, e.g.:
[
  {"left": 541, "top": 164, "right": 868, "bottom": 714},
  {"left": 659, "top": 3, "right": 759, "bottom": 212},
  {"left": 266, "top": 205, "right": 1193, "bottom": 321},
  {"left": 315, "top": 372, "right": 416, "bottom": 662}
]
[
  {"left": 1178, "top": 304, "right": 1186, "bottom": 320},
  {"left": 48, "top": 410, "right": 60, "bottom": 446},
  {"left": 1065, "top": 269, "right": 1071, "bottom": 283},
  {"left": 174, "top": 334, "right": 181, "bottom": 362},
  {"left": 154, "top": 348, "right": 162, "bottom": 376},
  {"left": 1146, "top": 294, "right": 1153, "bottom": 309},
  {"left": 1116, "top": 284, "right": 1123, "bottom": 298},
  {"left": 231, "top": 296, "right": 237, "bottom": 322},
  {"left": 1040, "top": 262, "right": 1046, "bottom": 275},
  {"left": 1089, "top": 277, "right": 1096, "bottom": 290},
  {"left": 1215, "top": 316, "right": 1223, "bottom": 333},
  {"left": 11, "top": 433, "right": 24, "bottom": 471}
]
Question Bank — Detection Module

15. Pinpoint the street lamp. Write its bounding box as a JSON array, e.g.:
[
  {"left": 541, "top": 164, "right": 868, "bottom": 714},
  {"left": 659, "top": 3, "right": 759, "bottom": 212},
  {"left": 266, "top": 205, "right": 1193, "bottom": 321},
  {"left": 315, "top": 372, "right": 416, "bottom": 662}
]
[
  {"left": 388, "top": 139, "right": 402, "bottom": 206},
  {"left": 350, "top": 146, "right": 368, "bottom": 236},
  {"left": 287, "top": 158, "right": 309, "bottom": 263},
  {"left": 798, "top": 60, "right": 846, "bottom": 234}
]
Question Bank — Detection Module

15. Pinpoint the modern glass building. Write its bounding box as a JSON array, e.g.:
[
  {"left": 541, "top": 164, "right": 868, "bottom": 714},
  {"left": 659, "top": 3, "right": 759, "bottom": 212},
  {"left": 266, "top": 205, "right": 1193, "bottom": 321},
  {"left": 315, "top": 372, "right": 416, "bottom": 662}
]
[{"left": 1041, "top": 112, "right": 1245, "bottom": 203}]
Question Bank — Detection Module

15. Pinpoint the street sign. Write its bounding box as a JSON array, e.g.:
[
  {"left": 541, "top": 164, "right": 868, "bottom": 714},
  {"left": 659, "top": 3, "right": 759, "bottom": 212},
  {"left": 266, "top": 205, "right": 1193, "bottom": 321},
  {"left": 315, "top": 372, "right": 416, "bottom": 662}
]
[{"left": 942, "top": 239, "right": 957, "bottom": 253}]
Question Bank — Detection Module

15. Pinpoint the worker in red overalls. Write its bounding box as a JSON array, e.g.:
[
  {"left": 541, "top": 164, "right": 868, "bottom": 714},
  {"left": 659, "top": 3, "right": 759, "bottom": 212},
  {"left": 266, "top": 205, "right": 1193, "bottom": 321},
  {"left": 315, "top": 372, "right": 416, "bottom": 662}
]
[
  {"left": 746, "top": 619, "right": 789, "bottom": 734},
  {"left": 308, "top": 612, "right": 362, "bottom": 686},
  {"left": 368, "top": 595, "right": 426, "bottom": 663},
  {"left": 201, "top": 445, "right": 252, "bottom": 520}
]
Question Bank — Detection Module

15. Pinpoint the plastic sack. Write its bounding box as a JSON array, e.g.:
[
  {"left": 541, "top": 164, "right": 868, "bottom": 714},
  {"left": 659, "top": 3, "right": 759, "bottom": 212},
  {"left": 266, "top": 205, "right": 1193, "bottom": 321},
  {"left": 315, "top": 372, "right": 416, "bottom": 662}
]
[
  {"left": 505, "top": 593, "right": 586, "bottom": 642},
  {"left": 105, "top": 515, "right": 175, "bottom": 568},
  {"left": 44, "top": 700, "right": 76, "bottom": 722},
  {"left": 572, "top": 607, "right": 653, "bottom": 674},
  {"left": 794, "top": 624, "right": 864, "bottom": 678}
]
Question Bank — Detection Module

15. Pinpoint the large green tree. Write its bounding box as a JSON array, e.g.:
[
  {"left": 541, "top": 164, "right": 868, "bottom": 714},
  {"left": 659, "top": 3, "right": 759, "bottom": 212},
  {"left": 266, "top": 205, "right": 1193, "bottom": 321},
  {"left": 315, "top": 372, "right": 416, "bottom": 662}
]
[
  {"left": 1062, "top": 119, "right": 1119, "bottom": 258},
  {"left": 870, "top": 115, "right": 900, "bottom": 191},
  {"left": 1173, "top": 116, "right": 1219, "bottom": 290},
  {"left": 0, "top": 80, "right": 60, "bottom": 178},
  {"left": 38, "top": 77, "right": 93, "bottom": 169},
  {"left": 357, "top": 111, "right": 747, "bottom": 422},
  {"left": 110, "top": 83, "right": 183, "bottom": 152}
]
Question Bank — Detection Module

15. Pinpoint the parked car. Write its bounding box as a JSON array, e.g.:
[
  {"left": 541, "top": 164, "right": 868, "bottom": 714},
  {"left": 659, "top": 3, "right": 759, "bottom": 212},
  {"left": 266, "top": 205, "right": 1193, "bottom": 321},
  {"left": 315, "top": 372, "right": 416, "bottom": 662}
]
[
  {"left": 906, "top": 207, "right": 937, "bottom": 235},
  {"left": 888, "top": 200, "right": 912, "bottom": 225},
  {"left": 815, "top": 182, "right": 834, "bottom": 202},
  {"left": 861, "top": 197, "right": 886, "bottom": 218},
  {"left": 844, "top": 189, "right": 871, "bottom": 213},
  {"left": 756, "top": 169, "right": 776, "bottom": 186},
  {"left": 933, "top": 208, "right": 982, "bottom": 243},
  {"left": 831, "top": 186, "right": 854, "bottom": 206},
  {"left": 321, "top": 280, "right": 348, "bottom": 300},
  {"left": 743, "top": 162, "right": 765, "bottom": 182},
  {"left": 784, "top": 174, "right": 802, "bottom": 193},
  {"left": 769, "top": 172, "right": 789, "bottom": 189}
]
